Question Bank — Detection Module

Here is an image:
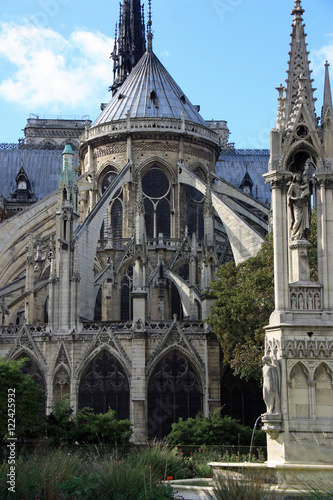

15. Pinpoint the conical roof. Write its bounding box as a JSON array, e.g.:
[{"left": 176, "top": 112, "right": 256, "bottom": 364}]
[{"left": 92, "top": 50, "right": 207, "bottom": 127}]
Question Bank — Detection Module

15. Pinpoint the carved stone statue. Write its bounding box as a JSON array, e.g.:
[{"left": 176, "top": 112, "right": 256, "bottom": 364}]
[
  {"left": 262, "top": 355, "right": 281, "bottom": 414},
  {"left": 287, "top": 173, "right": 311, "bottom": 240}
]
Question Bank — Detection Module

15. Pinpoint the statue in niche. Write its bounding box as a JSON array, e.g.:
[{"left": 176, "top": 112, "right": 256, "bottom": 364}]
[
  {"left": 287, "top": 172, "right": 311, "bottom": 241},
  {"left": 307, "top": 293, "right": 313, "bottom": 309},
  {"left": 314, "top": 293, "right": 321, "bottom": 310},
  {"left": 262, "top": 355, "right": 281, "bottom": 414},
  {"left": 298, "top": 293, "right": 304, "bottom": 309}
]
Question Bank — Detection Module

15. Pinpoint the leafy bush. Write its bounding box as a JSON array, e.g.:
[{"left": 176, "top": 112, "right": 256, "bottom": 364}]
[
  {"left": 46, "top": 396, "right": 78, "bottom": 447},
  {"left": 166, "top": 409, "right": 265, "bottom": 447},
  {"left": 76, "top": 407, "right": 132, "bottom": 444},
  {"left": 0, "top": 357, "right": 45, "bottom": 444}
]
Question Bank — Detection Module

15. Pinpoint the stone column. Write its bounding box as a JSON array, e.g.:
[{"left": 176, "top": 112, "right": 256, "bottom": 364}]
[{"left": 131, "top": 332, "right": 146, "bottom": 443}]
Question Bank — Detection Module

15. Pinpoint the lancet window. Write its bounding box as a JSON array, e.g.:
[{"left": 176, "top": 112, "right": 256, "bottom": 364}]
[
  {"left": 148, "top": 351, "right": 202, "bottom": 439},
  {"left": 142, "top": 167, "right": 171, "bottom": 238},
  {"left": 78, "top": 350, "right": 130, "bottom": 419}
]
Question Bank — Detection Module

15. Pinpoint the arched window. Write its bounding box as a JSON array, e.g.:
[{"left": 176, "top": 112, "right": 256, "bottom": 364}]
[
  {"left": 148, "top": 351, "right": 202, "bottom": 439},
  {"left": 121, "top": 267, "right": 133, "bottom": 320},
  {"left": 111, "top": 199, "right": 123, "bottom": 238},
  {"left": 79, "top": 350, "right": 129, "bottom": 418},
  {"left": 16, "top": 353, "right": 46, "bottom": 412},
  {"left": 156, "top": 198, "right": 170, "bottom": 237},
  {"left": 170, "top": 282, "right": 184, "bottom": 320},
  {"left": 53, "top": 368, "right": 70, "bottom": 403},
  {"left": 142, "top": 167, "right": 171, "bottom": 239},
  {"left": 186, "top": 186, "right": 204, "bottom": 240},
  {"left": 94, "top": 288, "right": 102, "bottom": 321},
  {"left": 44, "top": 297, "right": 49, "bottom": 324}
]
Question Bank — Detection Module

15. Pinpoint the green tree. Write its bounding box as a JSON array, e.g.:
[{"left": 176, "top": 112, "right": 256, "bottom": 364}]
[
  {"left": 0, "top": 357, "right": 45, "bottom": 443},
  {"left": 46, "top": 395, "right": 78, "bottom": 446},
  {"left": 210, "top": 210, "right": 318, "bottom": 381},
  {"left": 209, "top": 235, "right": 275, "bottom": 381}
]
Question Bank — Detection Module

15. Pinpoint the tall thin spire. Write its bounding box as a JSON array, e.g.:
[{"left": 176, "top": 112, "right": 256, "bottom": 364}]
[
  {"left": 322, "top": 61, "right": 333, "bottom": 122},
  {"left": 110, "top": 0, "right": 146, "bottom": 95},
  {"left": 284, "top": 0, "right": 317, "bottom": 126},
  {"left": 147, "top": 0, "right": 153, "bottom": 53}
]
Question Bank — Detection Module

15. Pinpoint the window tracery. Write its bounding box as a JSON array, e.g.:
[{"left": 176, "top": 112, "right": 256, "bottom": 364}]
[
  {"left": 142, "top": 167, "right": 171, "bottom": 238},
  {"left": 79, "top": 350, "right": 130, "bottom": 419},
  {"left": 148, "top": 351, "right": 202, "bottom": 438}
]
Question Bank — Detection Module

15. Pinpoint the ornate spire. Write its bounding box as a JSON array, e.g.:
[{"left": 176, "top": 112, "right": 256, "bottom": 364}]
[
  {"left": 110, "top": 0, "right": 146, "bottom": 95},
  {"left": 322, "top": 61, "right": 333, "bottom": 122},
  {"left": 284, "top": 0, "right": 317, "bottom": 127},
  {"left": 147, "top": 0, "right": 153, "bottom": 53}
]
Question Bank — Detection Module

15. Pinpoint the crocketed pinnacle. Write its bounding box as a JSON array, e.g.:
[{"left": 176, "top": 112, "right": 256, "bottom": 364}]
[
  {"left": 322, "top": 61, "right": 333, "bottom": 122},
  {"left": 284, "top": 0, "right": 317, "bottom": 128}
]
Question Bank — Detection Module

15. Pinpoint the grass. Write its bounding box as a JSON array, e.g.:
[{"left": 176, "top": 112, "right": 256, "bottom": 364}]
[
  {"left": 0, "top": 444, "right": 180, "bottom": 499},
  {"left": 204, "top": 468, "right": 279, "bottom": 500}
]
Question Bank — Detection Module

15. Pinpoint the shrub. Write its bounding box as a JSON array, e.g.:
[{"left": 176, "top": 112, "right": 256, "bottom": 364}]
[
  {"left": 76, "top": 407, "right": 132, "bottom": 444},
  {"left": 46, "top": 395, "right": 78, "bottom": 447},
  {"left": 166, "top": 408, "right": 265, "bottom": 447},
  {"left": 0, "top": 357, "right": 45, "bottom": 444}
]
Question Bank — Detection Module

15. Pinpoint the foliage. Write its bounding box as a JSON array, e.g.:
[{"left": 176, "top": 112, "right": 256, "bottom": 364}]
[
  {"left": 76, "top": 406, "right": 132, "bottom": 444},
  {"left": 0, "top": 448, "right": 84, "bottom": 499},
  {"left": 46, "top": 395, "right": 77, "bottom": 447},
  {"left": 180, "top": 447, "right": 266, "bottom": 478},
  {"left": 131, "top": 441, "right": 185, "bottom": 479},
  {"left": 0, "top": 357, "right": 45, "bottom": 444},
  {"left": 0, "top": 446, "right": 176, "bottom": 499},
  {"left": 209, "top": 234, "right": 274, "bottom": 380},
  {"left": 166, "top": 409, "right": 266, "bottom": 447},
  {"left": 210, "top": 210, "right": 318, "bottom": 381}
]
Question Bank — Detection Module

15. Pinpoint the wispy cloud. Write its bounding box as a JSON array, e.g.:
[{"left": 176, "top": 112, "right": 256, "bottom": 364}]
[
  {"left": 311, "top": 43, "right": 333, "bottom": 74},
  {"left": 0, "top": 22, "right": 113, "bottom": 111}
]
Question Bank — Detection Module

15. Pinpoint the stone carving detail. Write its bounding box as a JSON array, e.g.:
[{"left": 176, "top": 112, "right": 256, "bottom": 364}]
[
  {"left": 284, "top": 338, "right": 333, "bottom": 359},
  {"left": 132, "top": 142, "right": 178, "bottom": 153},
  {"left": 262, "top": 355, "right": 281, "bottom": 414},
  {"left": 94, "top": 144, "right": 127, "bottom": 158},
  {"left": 287, "top": 172, "right": 311, "bottom": 241},
  {"left": 289, "top": 286, "right": 322, "bottom": 310},
  {"left": 265, "top": 337, "right": 281, "bottom": 358},
  {"left": 183, "top": 145, "right": 213, "bottom": 162}
]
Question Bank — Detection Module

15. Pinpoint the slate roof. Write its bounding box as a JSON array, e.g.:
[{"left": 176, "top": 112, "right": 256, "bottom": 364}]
[
  {"left": 93, "top": 50, "right": 207, "bottom": 127},
  {"left": 0, "top": 146, "right": 271, "bottom": 205},
  {"left": 0, "top": 147, "right": 77, "bottom": 201}
]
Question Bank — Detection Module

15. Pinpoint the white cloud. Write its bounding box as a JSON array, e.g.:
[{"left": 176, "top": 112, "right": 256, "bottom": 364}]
[
  {"left": 0, "top": 22, "right": 113, "bottom": 111},
  {"left": 311, "top": 44, "right": 333, "bottom": 74}
]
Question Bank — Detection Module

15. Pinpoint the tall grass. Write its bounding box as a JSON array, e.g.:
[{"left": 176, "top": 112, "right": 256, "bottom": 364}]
[
  {"left": 205, "top": 468, "right": 279, "bottom": 500},
  {"left": 0, "top": 445, "right": 177, "bottom": 499},
  {"left": 0, "top": 448, "right": 84, "bottom": 499}
]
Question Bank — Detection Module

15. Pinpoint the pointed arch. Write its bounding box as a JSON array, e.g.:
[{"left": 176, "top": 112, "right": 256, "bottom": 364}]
[
  {"left": 314, "top": 363, "right": 333, "bottom": 418},
  {"left": 53, "top": 364, "right": 70, "bottom": 403},
  {"left": 288, "top": 362, "right": 310, "bottom": 419},
  {"left": 14, "top": 350, "right": 47, "bottom": 411},
  {"left": 78, "top": 348, "right": 130, "bottom": 419},
  {"left": 147, "top": 349, "right": 203, "bottom": 439}
]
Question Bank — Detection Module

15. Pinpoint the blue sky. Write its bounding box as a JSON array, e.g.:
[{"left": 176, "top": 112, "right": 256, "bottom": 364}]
[{"left": 0, "top": 0, "right": 332, "bottom": 148}]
